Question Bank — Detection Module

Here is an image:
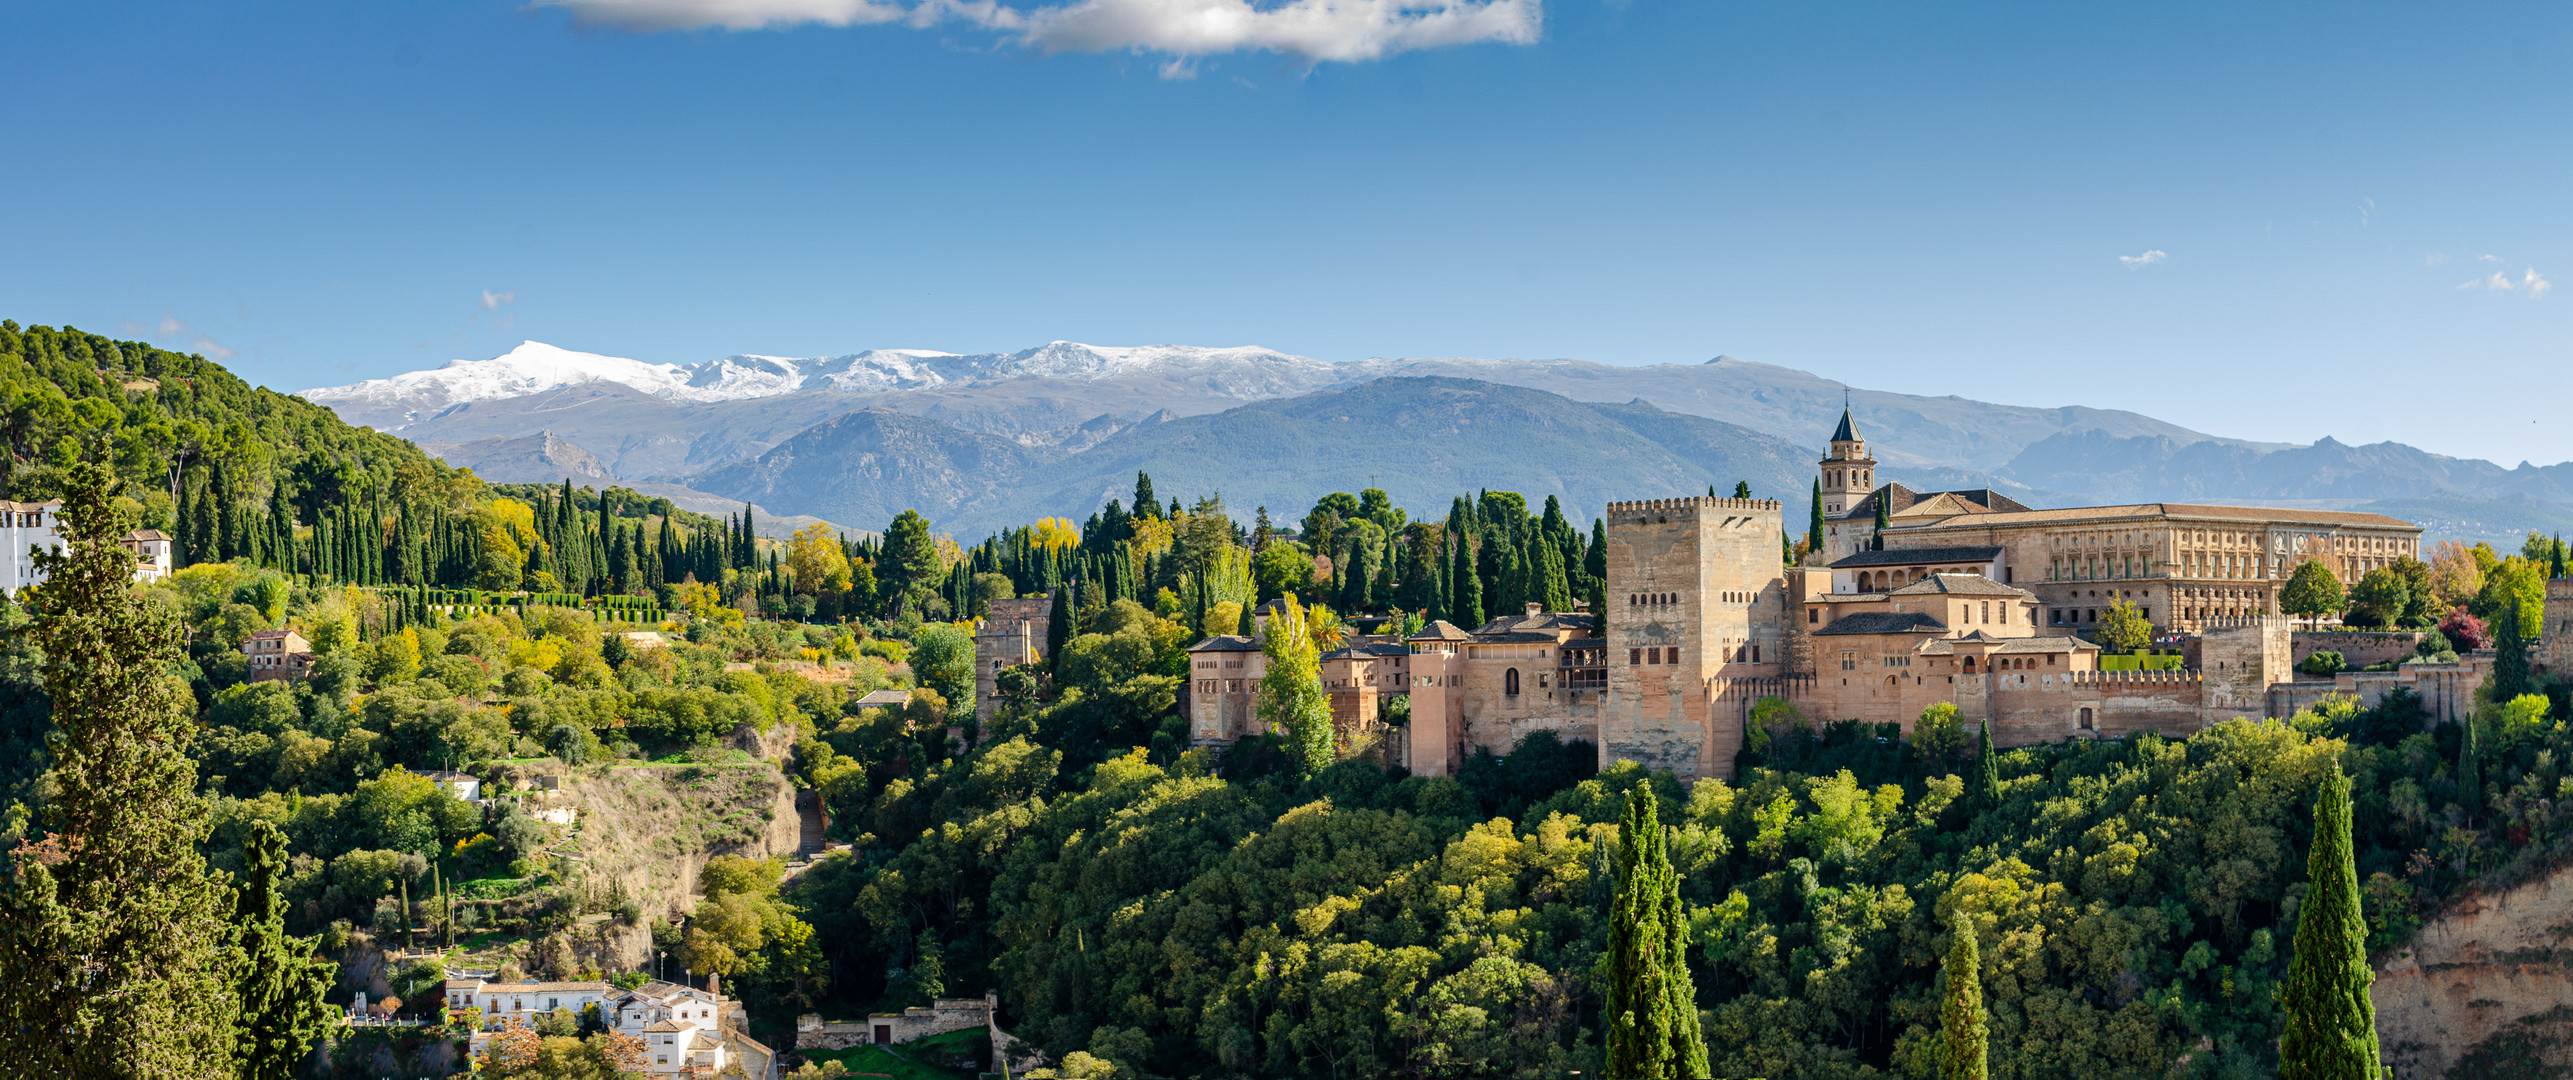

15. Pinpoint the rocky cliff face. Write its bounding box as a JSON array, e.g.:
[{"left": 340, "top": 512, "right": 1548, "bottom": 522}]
[{"left": 2375, "top": 866, "right": 2573, "bottom": 1078}]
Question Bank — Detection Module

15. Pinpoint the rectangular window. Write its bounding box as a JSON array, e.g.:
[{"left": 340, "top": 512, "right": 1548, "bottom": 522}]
[
  {"left": 1807, "top": 608, "right": 1818, "bottom": 624},
  {"left": 1630, "top": 648, "right": 1642, "bottom": 665},
  {"left": 1647, "top": 647, "right": 1661, "bottom": 664},
  {"left": 1668, "top": 648, "right": 1681, "bottom": 665}
]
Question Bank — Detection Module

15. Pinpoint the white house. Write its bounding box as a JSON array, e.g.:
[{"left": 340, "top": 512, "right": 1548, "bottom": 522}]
[
  {"left": 5, "top": 500, "right": 182, "bottom": 592},
  {"left": 419, "top": 769, "right": 483, "bottom": 802},
  {"left": 443, "top": 976, "right": 766, "bottom": 1076}
]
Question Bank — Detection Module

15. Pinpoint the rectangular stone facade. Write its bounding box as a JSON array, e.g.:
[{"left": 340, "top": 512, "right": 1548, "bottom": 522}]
[
  {"left": 974, "top": 597, "right": 1052, "bottom": 724},
  {"left": 1601, "top": 497, "right": 1788, "bottom": 781}
]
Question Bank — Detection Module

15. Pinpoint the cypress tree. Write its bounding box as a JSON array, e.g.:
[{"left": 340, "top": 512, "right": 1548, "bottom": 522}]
[
  {"left": 1045, "top": 585, "right": 1073, "bottom": 668},
  {"left": 1970, "top": 720, "right": 2000, "bottom": 814},
  {"left": 1588, "top": 578, "right": 1608, "bottom": 637},
  {"left": 2279, "top": 764, "right": 2384, "bottom": 1080},
  {"left": 1452, "top": 528, "right": 1484, "bottom": 629},
  {"left": 1733, "top": 480, "right": 1752, "bottom": 499},
  {"left": 1607, "top": 788, "right": 1706, "bottom": 1079},
  {"left": 1939, "top": 920, "right": 1989, "bottom": 1080},
  {"left": 739, "top": 503, "right": 759, "bottom": 567},
  {"left": 2494, "top": 597, "right": 2531, "bottom": 702},
  {"left": 233, "top": 820, "right": 336, "bottom": 1079},
  {"left": 2458, "top": 707, "right": 2482, "bottom": 826},
  {"left": 1339, "top": 539, "right": 1375, "bottom": 613},
  {"left": 1871, "top": 492, "right": 1890, "bottom": 550},
  {"left": 0, "top": 463, "right": 241, "bottom": 1074},
  {"left": 1808, "top": 478, "right": 1827, "bottom": 560},
  {"left": 1587, "top": 517, "right": 1608, "bottom": 584}
]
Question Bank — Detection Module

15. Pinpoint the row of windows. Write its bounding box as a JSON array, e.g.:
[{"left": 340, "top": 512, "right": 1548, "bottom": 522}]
[
  {"left": 1465, "top": 644, "right": 1545, "bottom": 659},
  {"left": 2050, "top": 606, "right": 2148, "bottom": 624},
  {"left": 1629, "top": 647, "right": 1682, "bottom": 666},
  {"left": 1630, "top": 592, "right": 1679, "bottom": 607}
]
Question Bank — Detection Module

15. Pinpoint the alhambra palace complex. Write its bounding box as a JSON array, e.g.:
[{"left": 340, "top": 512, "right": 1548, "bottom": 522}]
[{"left": 981, "top": 409, "right": 2534, "bottom": 782}]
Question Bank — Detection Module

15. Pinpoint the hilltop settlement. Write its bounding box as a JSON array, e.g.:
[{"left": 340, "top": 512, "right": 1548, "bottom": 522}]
[{"left": 4, "top": 321, "right": 2570, "bottom": 1079}]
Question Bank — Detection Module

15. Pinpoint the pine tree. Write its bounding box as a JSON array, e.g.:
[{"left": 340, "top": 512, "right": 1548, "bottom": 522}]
[
  {"left": 233, "top": 820, "right": 336, "bottom": 1079},
  {"left": 0, "top": 462, "right": 241, "bottom": 1075},
  {"left": 1733, "top": 480, "right": 1752, "bottom": 499},
  {"left": 2279, "top": 763, "right": 2384, "bottom": 1080},
  {"left": 1134, "top": 472, "right": 1158, "bottom": 519},
  {"left": 1607, "top": 788, "right": 1707, "bottom": 1079},
  {"left": 1939, "top": 920, "right": 1989, "bottom": 1080},
  {"left": 1808, "top": 478, "right": 1827, "bottom": 561}
]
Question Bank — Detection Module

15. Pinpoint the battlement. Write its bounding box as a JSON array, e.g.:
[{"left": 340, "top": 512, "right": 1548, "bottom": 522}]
[
  {"left": 2200, "top": 615, "right": 2291, "bottom": 631},
  {"left": 1604, "top": 497, "right": 1784, "bottom": 516},
  {"left": 2063, "top": 669, "right": 2205, "bottom": 687}
]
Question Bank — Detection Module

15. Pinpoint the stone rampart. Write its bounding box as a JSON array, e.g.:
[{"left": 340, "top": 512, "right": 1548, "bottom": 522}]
[
  {"left": 796, "top": 994, "right": 995, "bottom": 1050},
  {"left": 2291, "top": 630, "right": 2424, "bottom": 671}
]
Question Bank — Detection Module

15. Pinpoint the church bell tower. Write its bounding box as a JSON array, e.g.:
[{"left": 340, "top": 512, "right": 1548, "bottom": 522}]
[{"left": 1817, "top": 404, "right": 1873, "bottom": 517}]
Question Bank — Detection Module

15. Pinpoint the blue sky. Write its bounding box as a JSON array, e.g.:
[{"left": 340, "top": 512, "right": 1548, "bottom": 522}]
[{"left": 3, "top": 0, "right": 2567, "bottom": 463}]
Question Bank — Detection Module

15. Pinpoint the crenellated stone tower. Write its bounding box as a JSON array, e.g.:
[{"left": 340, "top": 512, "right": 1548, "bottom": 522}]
[{"left": 1601, "top": 496, "right": 1788, "bottom": 780}]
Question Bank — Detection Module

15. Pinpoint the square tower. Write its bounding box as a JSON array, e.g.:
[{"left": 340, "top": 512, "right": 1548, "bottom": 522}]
[{"left": 1601, "top": 496, "right": 1788, "bottom": 780}]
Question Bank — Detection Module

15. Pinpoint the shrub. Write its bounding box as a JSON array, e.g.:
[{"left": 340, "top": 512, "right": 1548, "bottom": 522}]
[{"left": 2299, "top": 651, "right": 2346, "bottom": 677}]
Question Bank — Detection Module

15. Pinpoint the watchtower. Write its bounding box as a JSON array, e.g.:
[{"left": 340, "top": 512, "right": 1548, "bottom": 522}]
[{"left": 1601, "top": 496, "right": 1788, "bottom": 780}]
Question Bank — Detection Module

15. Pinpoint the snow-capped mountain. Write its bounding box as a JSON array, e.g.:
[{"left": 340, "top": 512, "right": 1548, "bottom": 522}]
[{"left": 302, "top": 340, "right": 1333, "bottom": 431}]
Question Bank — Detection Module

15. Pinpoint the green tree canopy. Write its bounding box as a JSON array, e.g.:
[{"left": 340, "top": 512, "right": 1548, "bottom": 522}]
[{"left": 2280, "top": 560, "right": 2347, "bottom": 625}]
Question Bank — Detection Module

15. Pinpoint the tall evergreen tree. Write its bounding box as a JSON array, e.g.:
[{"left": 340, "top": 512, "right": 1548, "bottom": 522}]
[
  {"left": 1871, "top": 492, "right": 1890, "bottom": 550},
  {"left": 1045, "top": 585, "right": 1073, "bottom": 670},
  {"left": 2279, "top": 764, "right": 2383, "bottom": 1080},
  {"left": 2493, "top": 597, "right": 2531, "bottom": 702},
  {"left": 0, "top": 463, "right": 241, "bottom": 1075},
  {"left": 2457, "top": 706, "right": 2482, "bottom": 826},
  {"left": 233, "top": 820, "right": 335, "bottom": 1080},
  {"left": 1808, "top": 478, "right": 1826, "bottom": 559},
  {"left": 1451, "top": 527, "right": 1484, "bottom": 629},
  {"left": 1587, "top": 518, "right": 1608, "bottom": 584},
  {"left": 1134, "top": 472, "right": 1159, "bottom": 519},
  {"left": 1733, "top": 480, "right": 1752, "bottom": 499},
  {"left": 1607, "top": 788, "right": 1707, "bottom": 1079},
  {"left": 1939, "top": 920, "right": 1989, "bottom": 1080},
  {"left": 1970, "top": 720, "right": 2000, "bottom": 814}
]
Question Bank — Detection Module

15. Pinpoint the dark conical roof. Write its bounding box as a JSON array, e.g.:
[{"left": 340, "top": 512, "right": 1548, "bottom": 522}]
[{"left": 1831, "top": 407, "right": 1861, "bottom": 443}]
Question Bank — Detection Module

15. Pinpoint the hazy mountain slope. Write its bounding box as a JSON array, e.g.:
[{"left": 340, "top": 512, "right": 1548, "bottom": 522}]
[
  {"left": 2001, "top": 431, "right": 2573, "bottom": 505},
  {"left": 417, "top": 431, "right": 617, "bottom": 487},
  {"left": 681, "top": 377, "right": 1828, "bottom": 537},
  {"left": 683, "top": 409, "right": 1046, "bottom": 534},
  {"left": 1343, "top": 355, "right": 2262, "bottom": 471}
]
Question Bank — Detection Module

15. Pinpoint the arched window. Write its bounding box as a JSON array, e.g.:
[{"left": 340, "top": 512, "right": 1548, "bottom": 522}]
[
  {"left": 1505, "top": 668, "right": 1521, "bottom": 696},
  {"left": 2079, "top": 707, "right": 2095, "bottom": 730},
  {"left": 1963, "top": 656, "right": 1977, "bottom": 672}
]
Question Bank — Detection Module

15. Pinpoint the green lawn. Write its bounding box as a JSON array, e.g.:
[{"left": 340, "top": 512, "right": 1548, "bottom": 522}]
[{"left": 797, "top": 1028, "right": 988, "bottom": 1080}]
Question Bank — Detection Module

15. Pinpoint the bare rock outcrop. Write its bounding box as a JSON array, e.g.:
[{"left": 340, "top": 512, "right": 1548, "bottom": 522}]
[{"left": 2374, "top": 867, "right": 2573, "bottom": 1078}]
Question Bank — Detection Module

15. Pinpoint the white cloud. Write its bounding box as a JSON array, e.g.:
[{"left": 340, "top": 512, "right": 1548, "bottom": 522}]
[
  {"left": 2480, "top": 253, "right": 2504, "bottom": 263},
  {"left": 481, "top": 289, "right": 516, "bottom": 310},
  {"left": 2456, "top": 266, "right": 2550, "bottom": 299},
  {"left": 153, "top": 315, "right": 235, "bottom": 362},
  {"left": 2116, "top": 249, "right": 2167, "bottom": 268},
  {"left": 541, "top": 0, "right": 1542, "bottom": 68}
]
